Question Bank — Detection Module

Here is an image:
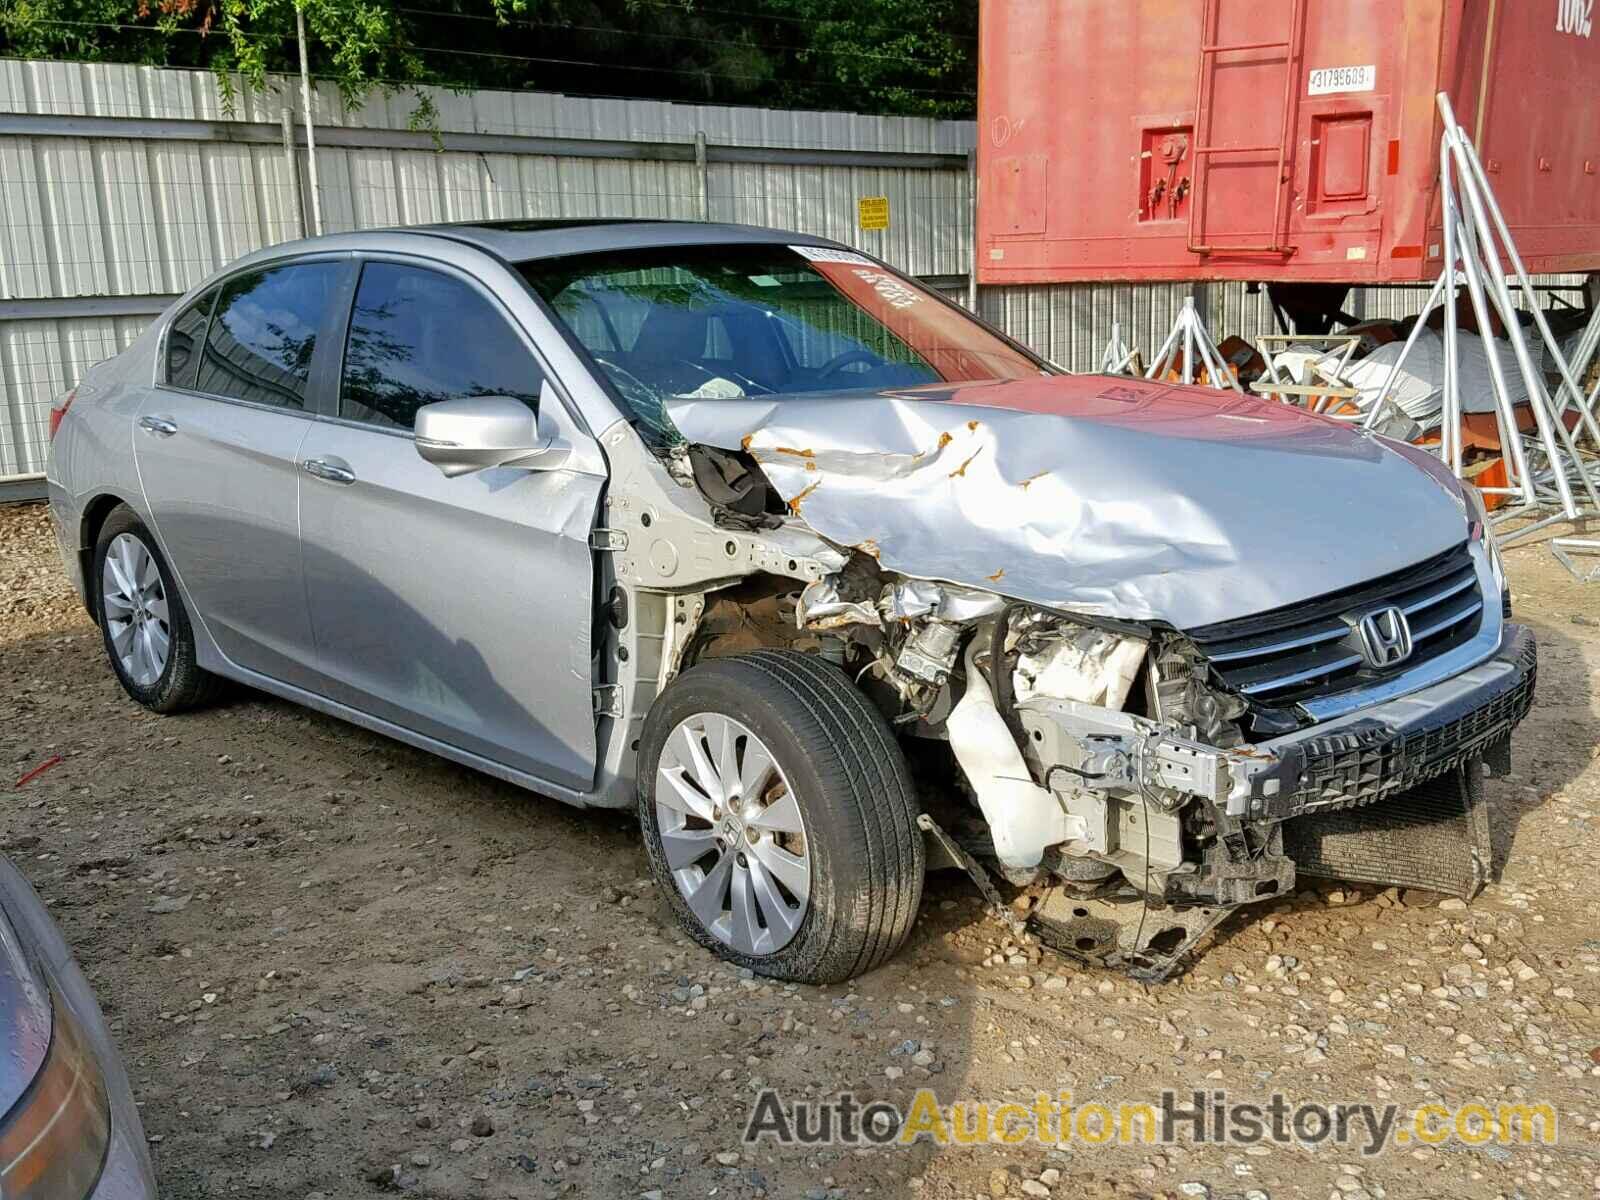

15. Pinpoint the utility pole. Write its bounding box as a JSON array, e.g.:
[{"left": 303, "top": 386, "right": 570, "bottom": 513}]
[{"left": 296, "top": 3, "right": 324, "bottom": 236}]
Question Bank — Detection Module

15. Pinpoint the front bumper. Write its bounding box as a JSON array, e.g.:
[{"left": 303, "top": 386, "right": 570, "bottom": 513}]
[
  {"left": 1016, "top": 625, "right": 1534, "bottom": 972},
  {"left": 1019, "top": 623, "right": 1535, "bottom": 902},
  {"left": 1241, "top": 622, "right": 1536, "bottom": 819},
  {"left": 1022, "top": 622, "right": 1536, "bottom": 823}
]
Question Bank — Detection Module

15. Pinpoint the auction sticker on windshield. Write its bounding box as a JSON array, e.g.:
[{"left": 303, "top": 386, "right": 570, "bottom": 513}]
[{"left": 790, "top": 245, "right": 876, "bottom": 265}]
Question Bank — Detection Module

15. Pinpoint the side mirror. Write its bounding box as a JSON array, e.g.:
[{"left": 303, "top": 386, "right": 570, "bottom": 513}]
[{"left": 414, "top": 389, "right": 569, "bottom": 478}]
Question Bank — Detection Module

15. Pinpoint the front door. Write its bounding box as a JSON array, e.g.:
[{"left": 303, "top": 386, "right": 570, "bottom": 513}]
[
  {"left": 135, "top": 259, "right": 347, "bottom": 686},
  {"left": 297, "top": 259, "right": 604, "bottom": 791}
]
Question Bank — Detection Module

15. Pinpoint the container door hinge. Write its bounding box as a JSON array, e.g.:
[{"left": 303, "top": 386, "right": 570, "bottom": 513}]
[
  {"left": 592, "top": 684, "right": 623, "bottom": 719},
  {"left": 590, "top": 528, "right": 628, "bottom": 552}
]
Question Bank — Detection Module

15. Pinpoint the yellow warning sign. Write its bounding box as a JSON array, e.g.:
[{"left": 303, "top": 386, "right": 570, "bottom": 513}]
[{"left": 857, "top": 195, "right": 890, "bottom": 231}]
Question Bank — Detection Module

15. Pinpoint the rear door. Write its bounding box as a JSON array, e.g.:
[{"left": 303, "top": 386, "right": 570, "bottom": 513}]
[
  {"left": 296, "top": 257, "right": 605, "bottom": 791},
  {"left": 135, "top": 257, "right": 350, "bottom": 685}
]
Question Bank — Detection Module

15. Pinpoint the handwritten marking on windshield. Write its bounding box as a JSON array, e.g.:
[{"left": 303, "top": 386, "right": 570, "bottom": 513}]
[{"left": 851, "top": 268, "right": 922, "bottom": 310}]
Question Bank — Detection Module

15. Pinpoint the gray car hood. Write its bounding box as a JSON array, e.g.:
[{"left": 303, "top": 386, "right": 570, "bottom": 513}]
[{"left": 667, "top": 375, "right": 1470, "bottom": 629}]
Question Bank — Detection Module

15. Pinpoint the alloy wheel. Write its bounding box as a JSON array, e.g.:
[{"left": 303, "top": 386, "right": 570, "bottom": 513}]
[
  {"left": 101, "top": 532, "right": 171, "bottom": 686},
  {"left": 654, "top": 713, "right": 811, "bottom": 956}
]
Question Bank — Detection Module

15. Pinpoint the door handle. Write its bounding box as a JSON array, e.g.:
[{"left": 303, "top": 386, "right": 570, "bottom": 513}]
[
  {"left": 300, "top": 457, "right": 357, "bottom": 485},
  {"left": 138, "top": 415, "right": 178, "bottom": 437}
]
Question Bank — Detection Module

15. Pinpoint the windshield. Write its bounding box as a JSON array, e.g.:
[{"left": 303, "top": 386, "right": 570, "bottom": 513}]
[{"left": 519, "top": 244, "right": 1046, "bottom": 442}]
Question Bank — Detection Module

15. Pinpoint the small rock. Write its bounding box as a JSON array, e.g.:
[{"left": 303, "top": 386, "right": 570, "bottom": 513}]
[{"left": 470, "top": 1114, "right": 494, "bottom": 1138}]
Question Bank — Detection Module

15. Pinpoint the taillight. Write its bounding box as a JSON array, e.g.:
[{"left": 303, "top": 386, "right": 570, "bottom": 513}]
[{"left": 48, "top": 390, "right": 75, "bottom": 441}]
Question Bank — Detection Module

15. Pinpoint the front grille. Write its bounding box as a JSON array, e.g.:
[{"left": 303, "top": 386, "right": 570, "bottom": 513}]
[{"left": 1187, "top": 542, "right": 1483, "bottom": 713}]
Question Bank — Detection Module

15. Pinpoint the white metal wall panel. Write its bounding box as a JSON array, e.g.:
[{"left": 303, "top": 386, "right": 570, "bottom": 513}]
[
  {"left": 36, "top": 136, "right": 112, "bottom": 299},
  {"left": 0, "top": 137, "right": 49, "bottom": 297},
  {"left": 95, "top": 140, "right": 163, "bottom": 296},
  {"left": 393, "top": 150, "right": 444, "bottom": 226},
  {"left": 146, "top": 142, "right": 220, "bottom": 292},
  {"left": 0, "top": 316, "right": 144, "bottom": 480},
  {"left": 979, "top": 282, "right": 1203, "bottom": 373}
]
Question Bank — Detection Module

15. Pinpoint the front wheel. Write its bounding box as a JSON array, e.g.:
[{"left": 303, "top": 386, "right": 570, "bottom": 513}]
[
  {"left": 93, "top": 505, "right": 222, "bottom": 713},
  {"left": 638, "top": 650, "right": 924, "bottom": 984}
]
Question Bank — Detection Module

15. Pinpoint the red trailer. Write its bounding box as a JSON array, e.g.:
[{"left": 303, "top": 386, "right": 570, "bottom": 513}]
[{"left": 977, "top": 0, "right": 1600, "bottom": 288}]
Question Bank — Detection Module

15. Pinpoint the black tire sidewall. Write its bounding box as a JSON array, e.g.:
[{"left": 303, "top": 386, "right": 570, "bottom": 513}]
[
  {"left": 92, "top": 507, "right": 192, "bottom": 711},
  {"left": 638, "top": 654, "right": 913, "bottom": 984}
]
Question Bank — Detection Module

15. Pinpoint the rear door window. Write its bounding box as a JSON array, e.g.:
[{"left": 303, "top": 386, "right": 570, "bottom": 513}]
[
  {"left": 197, "top": 262, "right": 341, "bottom": 409},
  {"left": 339, "top": 262, "right": 543, "bottom": 431},
  {"left": 164, "top": 287, "right": 217, "bottom": 389}
]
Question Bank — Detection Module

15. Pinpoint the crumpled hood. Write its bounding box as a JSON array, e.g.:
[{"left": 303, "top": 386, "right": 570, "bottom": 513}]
[{"left": 667, "top": 375, "right": 1471, "bottom": 629}]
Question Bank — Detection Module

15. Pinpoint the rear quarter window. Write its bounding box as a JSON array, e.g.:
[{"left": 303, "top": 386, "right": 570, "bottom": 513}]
[{"left": 163, "top": 288, "right": 217, "bottom": 389}]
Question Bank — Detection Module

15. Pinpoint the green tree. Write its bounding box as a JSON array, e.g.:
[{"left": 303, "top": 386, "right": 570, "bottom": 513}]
[
  {"left": 754, "top": 0, "right": 976, "bottom": 118},
  {"left": 0, "top": 0, "right": 976, "bottom": 118}
]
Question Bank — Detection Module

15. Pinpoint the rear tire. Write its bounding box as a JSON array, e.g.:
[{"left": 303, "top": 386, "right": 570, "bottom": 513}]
[
  {"left": 639, "top": 650, "right": 924, "bottom": 984},
  {"left": 93, "top": 505, "right": 223, "bottom": 713}
]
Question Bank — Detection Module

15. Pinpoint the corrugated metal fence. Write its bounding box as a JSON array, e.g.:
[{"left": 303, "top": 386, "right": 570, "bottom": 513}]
[
  {"left": 6, "top": 60, "right": 1575, "bottom": 487},
  {"left": 0, "top": 60, "right": 1219, "bottom": 484}
]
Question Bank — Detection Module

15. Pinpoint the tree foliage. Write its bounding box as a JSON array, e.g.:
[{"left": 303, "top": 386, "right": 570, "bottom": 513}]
[{"left": 0, "top": 0, "right": 977, "bottom": 119}]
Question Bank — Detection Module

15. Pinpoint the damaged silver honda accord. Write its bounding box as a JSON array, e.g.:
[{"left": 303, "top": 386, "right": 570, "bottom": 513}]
[{"left": 47, "top": 221, "right": 1534, "bottom": 983}]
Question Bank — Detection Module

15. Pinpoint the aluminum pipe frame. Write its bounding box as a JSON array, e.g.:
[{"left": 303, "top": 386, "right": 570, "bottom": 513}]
[{"left": 1357, "top": 94, "right": 1600, "bottom": 578}]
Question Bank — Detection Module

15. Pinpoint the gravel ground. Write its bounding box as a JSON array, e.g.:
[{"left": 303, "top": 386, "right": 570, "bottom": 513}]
[{"left": 2, "top": 499, "right": 1598, "bottom": 1200}]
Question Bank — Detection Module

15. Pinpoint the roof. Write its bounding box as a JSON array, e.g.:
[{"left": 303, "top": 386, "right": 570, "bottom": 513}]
[{"left": 357, "top": 219, "right": 847, "bottom": 264}]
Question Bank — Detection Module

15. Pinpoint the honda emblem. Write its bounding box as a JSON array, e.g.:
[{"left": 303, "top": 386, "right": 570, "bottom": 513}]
[{"left": 1356, "top": 605, "right": 1413, "bottom": 668}]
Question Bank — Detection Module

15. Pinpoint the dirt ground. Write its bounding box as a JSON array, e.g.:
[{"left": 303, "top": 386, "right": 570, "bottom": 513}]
[{"left": 2, "top": 499, "right": 1597, "bottom": 1200}]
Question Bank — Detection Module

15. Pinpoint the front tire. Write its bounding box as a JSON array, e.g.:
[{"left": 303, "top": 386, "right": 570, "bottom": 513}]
[
  {"left": 93, "top": 505, "right": 222, "bottom": 713},
  {"left": 639, "top": 650, "right": 924, "bottom": 984}
]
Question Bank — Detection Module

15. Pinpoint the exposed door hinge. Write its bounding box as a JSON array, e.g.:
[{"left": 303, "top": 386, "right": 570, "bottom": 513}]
[
  {"left": 592, "top": 684, "right": 623, "bottom": 719},
  {"left": 589, "top": 528, "right": 628, "bottom": 552}
]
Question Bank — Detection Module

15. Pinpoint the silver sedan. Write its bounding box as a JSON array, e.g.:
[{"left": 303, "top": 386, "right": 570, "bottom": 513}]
[{"left": 47, "top": 221, "right": 1533, "bottom": 983}]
